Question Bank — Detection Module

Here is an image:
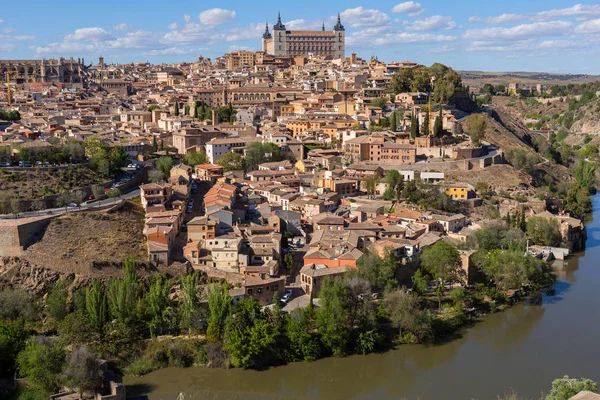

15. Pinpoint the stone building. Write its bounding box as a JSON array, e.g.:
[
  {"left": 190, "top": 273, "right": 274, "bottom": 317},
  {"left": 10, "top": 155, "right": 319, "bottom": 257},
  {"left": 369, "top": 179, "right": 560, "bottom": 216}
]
[
  {"left": 0, "top": 58, "right": 88, "bottom": 85},
  {"left": 262, "top": 13, "right": 345, "bottom": 59}
]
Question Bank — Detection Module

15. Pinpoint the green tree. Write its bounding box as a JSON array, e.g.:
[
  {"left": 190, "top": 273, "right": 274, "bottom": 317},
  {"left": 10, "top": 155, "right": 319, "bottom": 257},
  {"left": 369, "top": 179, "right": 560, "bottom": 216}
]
[
  {"left": 390, "top": 110, "right": 397, "bottom": 132},
  {"left": 179, "top": 274, "right": 200, "bottom": 334},
  {"left": 17, "top": 337, "right": 66, "bottom": 394},
  {"left": 371, "top": 97, "right": 387, "bottom": 109},
  {"left": 145, "top": 275, "right": 173, "bottom": 336},
  {"left": 217, "top": 152, "right": 246, "bottom": 172},
  {"left": 391, "top": 68, "right": 414, "bottom": 93},
  {"left": 476, "top": 250, "right": 555, "bottom": 293},
  {"left": 85, "top": 280, "right": 108, "bottom": 335},
  {"left": 411, "top": 269, "right": 428, "bottom": 295},
  {"left": 106, "top": 188, "right": 121, "bottom": 199},
  {"left": 224, "top": 298, "right": 279, "bottom": 368},
  {"left": 357, "top": 249, "right": 398, "bottom": 293},
  {"left": 46, "top": 280, "right": 70, "bottom": 321},
  {"left": 315, "top": 278, "right": 351, "bottom": 356},
  {"left": 184, "top": 104, "right": 190, "bottom": 116},
  {"left": 245, "top": 142, "right": 281, "bottom": 170},
  {"left": 420, "top": 241, "right": 462, "bottom": 308},
  {"left": 285, "top": 308, "right": 319, "bottom": 362},
  {"left": 382, "top": 289, "right": 426, "bottom": 340},
  {"left": 0, "top": 319, "right": 27, "bottom": 379},
  {"left": 156, "top": 156, "right": 173, "bottom": 177},
  {"left": 411, "top": 68, "right": 432, "bottom": 92},
  {"left": 91, "top": 184, "right": 104, "bottom": 200},
  {"left": 463, "top": 114, "right": 487, "bottom": 147},
  {"left": 365, "top": 175, "right": 378, "bottom": 199},
  {"left": 206, "top": 282, "right": 231, "bottom": 337},
  {"left": 152, "top": 135, "right": 158, "bottom": 152},
  {"left": 422, "top": 106, "right": 430, "bottom": 136},
  {"left": 573, "top": 159, "right": 596, "bottom": 188},
  {"left": 433, "top": 107, "right": 443, "bottom": 137},
  {"left": 174, "top": 101, "right": 179, "bottom": 116},
  {"left": 526, "top": 216, "right": 562, "bottom": 246},
  {"left": 183, "top": 150, "right": 208, "bottom": 166},
  {"left": 546, "top": 376, "right": 598, "bottom": 400},
  {"left": 284, "top": 252, "right": 295, "bottom": 271},
  {"left": 148, "top": 105, "right": 159, "bottom": 112},
  {"left": 410, "top": 113, "right": 419, "bottom": 138}
]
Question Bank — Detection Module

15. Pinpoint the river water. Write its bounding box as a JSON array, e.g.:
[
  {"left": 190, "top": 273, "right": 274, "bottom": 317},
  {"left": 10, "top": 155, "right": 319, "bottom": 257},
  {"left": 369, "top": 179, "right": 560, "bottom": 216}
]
[{"left": 125, "top": 195, "right": 600, "bottom": 400}]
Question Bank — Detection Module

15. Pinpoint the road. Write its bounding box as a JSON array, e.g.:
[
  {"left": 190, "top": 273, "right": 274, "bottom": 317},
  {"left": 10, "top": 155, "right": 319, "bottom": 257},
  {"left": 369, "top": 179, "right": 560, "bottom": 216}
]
[{"left": 0, "top": 188, "right": 141, "bottom": 220}]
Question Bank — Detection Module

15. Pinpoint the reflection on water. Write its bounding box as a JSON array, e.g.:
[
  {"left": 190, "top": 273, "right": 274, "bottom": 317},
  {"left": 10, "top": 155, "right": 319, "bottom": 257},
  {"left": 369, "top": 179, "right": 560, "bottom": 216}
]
[{"left": 126, "top": 196, "right": 600, "bottom": 400}]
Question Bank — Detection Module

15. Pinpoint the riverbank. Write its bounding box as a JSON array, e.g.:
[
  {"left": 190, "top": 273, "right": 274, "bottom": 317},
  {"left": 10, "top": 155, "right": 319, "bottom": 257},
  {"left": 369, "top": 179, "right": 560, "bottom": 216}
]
[{"left": 124, "top": 196, "right": 600, "bottom": 400}]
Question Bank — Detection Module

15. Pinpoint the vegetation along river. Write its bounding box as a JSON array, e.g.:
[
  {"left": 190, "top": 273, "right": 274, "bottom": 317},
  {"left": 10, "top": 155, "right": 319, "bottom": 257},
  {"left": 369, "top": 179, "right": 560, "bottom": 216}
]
[{"left": 125, "top": 195, "right": 600, "bottom": 400}]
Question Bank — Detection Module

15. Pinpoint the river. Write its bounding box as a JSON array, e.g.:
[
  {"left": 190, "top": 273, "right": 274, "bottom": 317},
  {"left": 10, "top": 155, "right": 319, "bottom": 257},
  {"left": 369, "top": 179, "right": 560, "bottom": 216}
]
[{"left": 125, "top": 195, "right": 600, "bottom": 400}]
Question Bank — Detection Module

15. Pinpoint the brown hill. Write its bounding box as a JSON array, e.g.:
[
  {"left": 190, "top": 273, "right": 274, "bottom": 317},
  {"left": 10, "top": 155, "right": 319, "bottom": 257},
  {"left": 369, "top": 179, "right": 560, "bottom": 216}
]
[{"left": 23, "top": 200, "right": 147, "bottom": 278}]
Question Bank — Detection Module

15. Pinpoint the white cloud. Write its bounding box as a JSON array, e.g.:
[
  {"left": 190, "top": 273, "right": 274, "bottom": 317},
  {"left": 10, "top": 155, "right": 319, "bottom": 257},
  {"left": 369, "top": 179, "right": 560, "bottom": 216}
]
[
  {"left": 463, "top": 21, "right": 572, "bottom": 41},
  {"left": 227, "top": 45, "right": 254, "bottom": 52},
  {"left": 469, "top": 4, "right": 600, "bottom": 25},
  {"left": 347, "top": 27, "right": 456, "bottom": 46},
  {"left": 391, "top": 2, "right": 423, "bottom": 17},
  {"left": 12, "top": 35, "right": 35, "bottom": 41},
  {"left": 168, "top": 22, "right": 178, "bottom": 30},
  {"left": 468, "top": 14, "right": 527, "bottom": 24},
  {"left": 430, "top": 45, "right": 456, "bottom": 53},
  {"left": 341, "top": 7, "right": 390, "bottom": 28},
  {"left": 113, "top": 23, "right": 131, "bottom": 31},
  {"left": 65, "top": 27, "right": 114, "bottom": 42},
  {"left": 575, "top": 18, "right": 600, "bottom": 33},
  {"left": 283, "top": 19, "right": 325, "bottom": 31},
  {"left": 0, "top": 19, "right": 4, "bottom": 24},
  {"left": 0, "top": 43, "right": 14, "bottom": 52},
  {"left": 199, "top": 8, "right": 236, "bottom": 26},
  {"left": 537, "top": 4, "right": 600, "bottom": 19},
  {"left": 140, "top": 47, "right": 204, "bottom": 56},
  {"left": 404, "top": 15, "right": 461, "bottom": 31},
  {"left": 3, "top": 27, "right": 14, "bottom": 33},
  {"left": 184, "top": 14, "right": 192, "bottom": 23}
]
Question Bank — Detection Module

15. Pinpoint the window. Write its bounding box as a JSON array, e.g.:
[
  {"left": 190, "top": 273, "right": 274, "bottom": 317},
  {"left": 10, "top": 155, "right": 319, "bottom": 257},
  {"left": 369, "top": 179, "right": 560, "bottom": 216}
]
[
  {"left": 247, "top": 289, "right": 253, "bottom": 295},
  {"left": 257, "top": 288, "right": 263, "bottom": 294}
]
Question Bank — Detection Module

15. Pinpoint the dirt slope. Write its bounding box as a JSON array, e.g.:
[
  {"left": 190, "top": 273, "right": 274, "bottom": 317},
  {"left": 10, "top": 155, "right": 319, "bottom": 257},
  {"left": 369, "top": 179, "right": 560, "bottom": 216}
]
[{"left": 23, "top": 201, "right": 147, "bottom": 278}]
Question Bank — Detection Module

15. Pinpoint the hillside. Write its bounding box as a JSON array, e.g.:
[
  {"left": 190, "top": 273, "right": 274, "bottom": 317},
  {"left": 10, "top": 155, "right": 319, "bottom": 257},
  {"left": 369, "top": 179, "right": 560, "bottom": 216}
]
[
  {"left": 23, "top": 200, "right": 147, "bottom": 278},
  {"left": 461, "top": 111, "right": 574, "bottom": 192},
  {"left": 460, "top": 70, "right": 600, "bottom": 89}
]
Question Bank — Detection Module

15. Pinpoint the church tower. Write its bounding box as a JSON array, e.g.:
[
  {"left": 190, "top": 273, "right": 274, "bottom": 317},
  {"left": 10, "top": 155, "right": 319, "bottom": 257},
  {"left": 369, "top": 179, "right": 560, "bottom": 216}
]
[
  {"left": 262, "top": 21, "right": 272, "bottom": 53},
  {"left": 272, "top": 12, "right": 287, "bottom": 57},
  {"left": 333, "top": 13, "right": 346, "bottom": 59}
]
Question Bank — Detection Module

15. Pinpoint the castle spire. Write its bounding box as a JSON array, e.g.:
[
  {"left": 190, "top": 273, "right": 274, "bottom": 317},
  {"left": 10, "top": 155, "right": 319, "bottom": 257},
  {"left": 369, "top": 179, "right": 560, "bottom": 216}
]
[
  {"left": 334, "top": 12, "right": 345, "bottom": 31},
  {"left": 322, "top": 21, "right": 325, "bottom": 31},
  {"left": 263, "top": 20, "right": 272, "bottom": 39},
  {"left": 274, "top": 11, "right": 286, "bottom": 30}
]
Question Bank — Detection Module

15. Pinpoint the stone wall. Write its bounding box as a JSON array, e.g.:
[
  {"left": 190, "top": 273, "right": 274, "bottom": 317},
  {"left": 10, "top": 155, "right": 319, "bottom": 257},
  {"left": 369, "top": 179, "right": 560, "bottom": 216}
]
[{"left": 0, "top": 216, "right": 55, "bottom": 256}]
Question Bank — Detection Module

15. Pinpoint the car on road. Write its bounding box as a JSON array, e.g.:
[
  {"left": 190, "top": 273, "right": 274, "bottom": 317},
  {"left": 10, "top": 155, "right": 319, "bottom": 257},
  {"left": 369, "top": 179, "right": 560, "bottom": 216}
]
[
  {"left": 67, "top": 203, "right": 78, "bottom": 208},
  {"left": 18, "top": 161, "right": 31, "bottom": 167},
  {"left": 0, "top": 161, "right": 10, "bottom": 167},
  {"left": 280, "top": 289, "right": 292, "bottom": 303},
  {"left": 187, "top": 206, "right": 193, "bottom": 213}
]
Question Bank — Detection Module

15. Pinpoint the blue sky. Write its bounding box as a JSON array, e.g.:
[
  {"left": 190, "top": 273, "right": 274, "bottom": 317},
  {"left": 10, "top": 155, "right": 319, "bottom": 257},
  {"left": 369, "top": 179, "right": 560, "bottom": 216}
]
[{"left": 2, "top": 1, "right": 600, "bottom": 73}]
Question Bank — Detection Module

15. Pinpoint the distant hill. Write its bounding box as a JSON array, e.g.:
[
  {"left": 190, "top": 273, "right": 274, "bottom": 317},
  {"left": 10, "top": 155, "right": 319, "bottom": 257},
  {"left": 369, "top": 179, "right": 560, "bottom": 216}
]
[{"left": 459, "top": 70, "right": 600, "bottom": 88}]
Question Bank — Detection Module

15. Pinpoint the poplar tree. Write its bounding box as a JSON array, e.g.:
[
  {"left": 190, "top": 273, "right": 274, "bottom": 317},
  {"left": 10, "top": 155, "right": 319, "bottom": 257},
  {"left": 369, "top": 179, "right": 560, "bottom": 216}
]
[
  {"left": 85, "top": 280, "right": 108, "bottom": 334},
  {"left": 174, "top": 101, "right": 179, "bottom": 116}
]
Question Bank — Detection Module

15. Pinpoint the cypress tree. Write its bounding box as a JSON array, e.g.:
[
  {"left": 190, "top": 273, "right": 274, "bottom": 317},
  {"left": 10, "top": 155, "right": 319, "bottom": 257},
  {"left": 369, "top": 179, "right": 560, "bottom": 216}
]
[
  {"left": 174, "top": 101, "right": 179, "bottom": 116},
  {"left": 423, "top": 107, "right": 430, "bottom": 136},
  {"left": 390, "top": 111, "right": 397, "bottom": 132},
  {"left": 152, "top": 136, "right": 157, "bottom": 152}
]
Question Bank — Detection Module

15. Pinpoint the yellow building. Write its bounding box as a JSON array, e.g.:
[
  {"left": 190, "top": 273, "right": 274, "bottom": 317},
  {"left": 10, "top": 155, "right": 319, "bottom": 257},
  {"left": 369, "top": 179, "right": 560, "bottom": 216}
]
[
  {"left": 224, "top": 50, "right": 256, "bottom": 70},
  {"left": 445, "top": 186, "right": 473, "bottom": 200}
]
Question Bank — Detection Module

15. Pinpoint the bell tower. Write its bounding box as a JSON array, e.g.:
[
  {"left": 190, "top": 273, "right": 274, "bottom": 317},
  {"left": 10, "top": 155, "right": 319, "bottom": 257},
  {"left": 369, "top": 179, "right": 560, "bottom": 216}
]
[{"left": 333, "top": 13, "right": 346, "bottom": 59}]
